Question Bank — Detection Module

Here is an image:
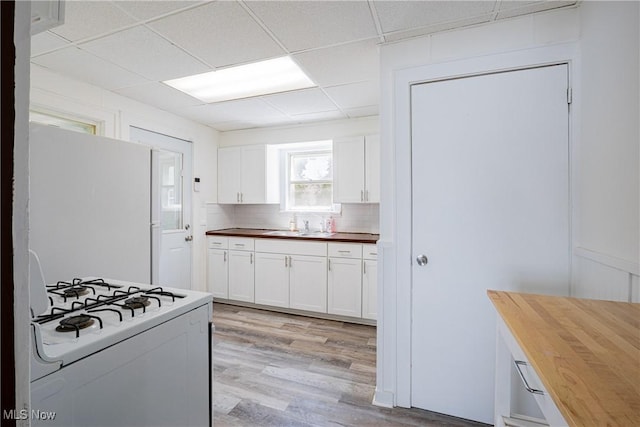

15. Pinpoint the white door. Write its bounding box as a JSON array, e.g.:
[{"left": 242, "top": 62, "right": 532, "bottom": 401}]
[
  {"left": 327, "top": 257, "right": 362, "bottom": 317},
  {"left": 289, "top": 255, "right": 328, "bottom": 313},
  {"left": 130, "top": 127, "right": 193, "bottom": 289},
  {"left": 410, "top": 65, "right": 570, "bottom": 423},
  {"left": 254, "top": 253, "right": 289, "bottom": 308},
  {"left": 228, "top": 250, "right": 255, "bottom": 302}
]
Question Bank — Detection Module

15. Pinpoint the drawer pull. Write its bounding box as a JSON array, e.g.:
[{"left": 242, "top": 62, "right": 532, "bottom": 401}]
[
  {"left": 234, "top": 243, "right": 245, "bottom": 247},
  {"left": 514, "top": 360, "right": 544, "bottom": 395},
  {"left": 338, "top": 250, "right": 351, "bottom": 254}
]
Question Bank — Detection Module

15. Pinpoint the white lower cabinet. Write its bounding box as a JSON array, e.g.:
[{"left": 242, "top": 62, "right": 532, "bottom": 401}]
[
  {"left": 208, "top": 236, "right": 377, "bottom": 322},
  {"left": 227, "top": 238, "right": 255, "bottom": 302},
  {"left": 289, "top": 255, "right": 327, "bottom": 313},
  {"left": 255, "top": 239, "right": 327, "bottom": 314},
  {"left": 362, "top": 244, "right": 378, "bottom": 320},
  {"left": 207, "top": 237, "right": 229, "bottom": 299},
  {"left": 255, "top": 253, "right": 289, "bottom": 308},
  {"left": 328, "top": 243, "right": 363, "bottom": 317}
]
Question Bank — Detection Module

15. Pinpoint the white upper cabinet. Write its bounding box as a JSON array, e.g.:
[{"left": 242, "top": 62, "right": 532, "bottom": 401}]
[
  {"left": 217, "top": 145, "right": 279, "bottom": 204},
  {"left": 333, "top": 135, "right": 380, "bottom": 203}
]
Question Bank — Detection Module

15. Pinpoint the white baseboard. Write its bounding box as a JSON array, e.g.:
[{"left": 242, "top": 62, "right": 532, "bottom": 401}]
[{"left": 372, "top": 388, "right": 394, "bottom": 408}]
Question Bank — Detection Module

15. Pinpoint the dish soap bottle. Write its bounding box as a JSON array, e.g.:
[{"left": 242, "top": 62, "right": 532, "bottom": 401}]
[{"left": 289, "top": 215, "right": 297, "bottom": 231}]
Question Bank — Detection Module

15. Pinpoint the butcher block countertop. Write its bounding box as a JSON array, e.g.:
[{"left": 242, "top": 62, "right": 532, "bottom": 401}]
[
  {"left": 205, "top": 228, "right": 379, "bottom": 244},
  {"left": 488, "top": 290, "right": 640, "bottom": 427}
]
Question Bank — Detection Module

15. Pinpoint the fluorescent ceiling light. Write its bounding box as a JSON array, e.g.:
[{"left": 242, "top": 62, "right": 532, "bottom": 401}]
[{"left": 164, "top": 56, "right": 315, "bottom": 103}]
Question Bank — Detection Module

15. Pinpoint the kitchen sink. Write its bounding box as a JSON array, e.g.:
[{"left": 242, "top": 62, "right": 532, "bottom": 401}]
[{"left": 263, "top": 230, "right": 335, "bottom": 238}]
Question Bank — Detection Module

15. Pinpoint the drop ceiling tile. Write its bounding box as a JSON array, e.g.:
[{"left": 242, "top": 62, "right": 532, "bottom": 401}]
[
  {"left": 149, "top": 1, "right": 284, "bottom": 68},
  {"left": 290, "top": 110, "right": 348, "bottom": 122},
  {"left": 293, "top": 39, "right": 379, "bottom": 88},
  {"left": 183, "top": 98, "right": 288, "bottom": 125},
  {"left": 373, "top": 0, "right": 496, "bottom": 34},
  {"left": 114, "top": 0, "right": 203, "bottom": 21},
  {"left": 325, "top": 81, "right": 379, "bottom": 110},
  {"left": 49, "top": 1, "right": 137, "bottom": 42},
  {"left": 31, "top": 31, "right": 70, "bottom": 56},
  {"left": 383, "top": 14, "right": 493, "bottom": 42},
  {"left": 114, "top": 82, "right": 204, "bottom": 112},
  {"left": 497, "top": 1, "right": 577, "bottom": 19},
  {"left": 261, "top": 88, "right": 338, "bottom": 116},
  {"left": 245, "top": 1, "right": 378, "bottom": 52},
  {"left": 208, "top": 121, "right": 255, "bottom": 132},
  {"left": 344, "top": 105, "right": 379, "bottom": 118},
  {"left": 31, "top": 47, "right": 150, "bottom": 90},
  {"left": 80, "top": 26, "right": 210, "bottom": 81}
]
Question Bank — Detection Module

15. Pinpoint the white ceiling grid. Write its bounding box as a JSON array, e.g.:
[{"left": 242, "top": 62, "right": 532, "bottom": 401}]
[{"left": 30, "top": 0, "right": 577, "bottom": 132}]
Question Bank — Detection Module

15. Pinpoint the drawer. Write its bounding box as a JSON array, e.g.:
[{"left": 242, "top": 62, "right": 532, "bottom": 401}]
[
  {"left": 208, "top": 236, "right": 228, "bottom": 249},
  {"left": 328, "top": 243, "right": 362, "bottom": 259},
  {"left": 362, "top": 244, "right": 378, "bottom": 260},
  {"left": 255, "top": 239, "right": 327, "bottom": 257},
  {"left": 229, "top": 237, "right": 254, "bottom": 251}
]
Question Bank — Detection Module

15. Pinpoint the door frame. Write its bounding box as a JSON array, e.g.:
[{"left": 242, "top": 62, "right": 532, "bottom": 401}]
[
  {"left": 379, "top": 43, "right": 581, "bottom": 408},
  {"left": 129, "top": 126, "right": 194, "bottom": 288}
]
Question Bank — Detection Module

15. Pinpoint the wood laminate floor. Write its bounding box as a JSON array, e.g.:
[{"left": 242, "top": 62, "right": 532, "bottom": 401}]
[{"left": 212, "top": 303, "right": 489, "bottom": 427}]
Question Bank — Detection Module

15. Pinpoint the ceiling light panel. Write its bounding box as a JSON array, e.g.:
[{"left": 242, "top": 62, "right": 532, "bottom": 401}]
[{"left": 164, "top": 57, "right": 316, "bottom": 103}]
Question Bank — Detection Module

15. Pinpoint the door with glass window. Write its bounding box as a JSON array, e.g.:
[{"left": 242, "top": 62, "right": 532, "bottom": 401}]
[{"left": 130, "top": 127, "right": 193, "bottom": 289}]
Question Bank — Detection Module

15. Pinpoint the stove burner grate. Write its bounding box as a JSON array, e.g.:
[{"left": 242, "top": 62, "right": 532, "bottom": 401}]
[
  {"left": 63, "top": 286, "right": 90, "bottom": 298},
  {"left": 123, "top": 296, "right": 151, "bottom": 310},
  {"left": 54, "top": 314, "right": 103, "bottom": 338},
  {"left": 56, "top": 315, "right": 94, "bottom": 333}
]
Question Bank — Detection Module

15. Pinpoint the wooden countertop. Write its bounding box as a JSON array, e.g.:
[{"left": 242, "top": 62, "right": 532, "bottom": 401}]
[
  {"left": 488, "top": 290, "right": 640, "bottom": 427},
  {"left": 205, "top": 228, "right": 379, "bottom": 244}
]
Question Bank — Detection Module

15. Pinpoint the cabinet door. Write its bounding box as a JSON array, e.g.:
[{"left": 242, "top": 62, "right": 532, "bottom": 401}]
[
  {"left": 362, "top": 259, "right": 377, "bottom": 320},
  {"left": 240, "top": 145, "right": 266, "bottom": 203},
  {"left": 218, "top": 147, "right": 242, "bottom": 203},
  {"left": 289, "top": 255, "right": 327, "bottom": 313},
  {"left": 327, "top": 257, "right": 362, "bottom": 317},
  {"left": 333, "top": 137, "right": 365, "bottom": 203},
  {"left": 207, "top": 249, "right": 228, "bottom": 298},
  {"left": 365, "top": 135, "right": 380, "bottom": 203},
  {"left": 228, "top": 250, "right": 255, "bottom": 302},
  {"left": 255, "top": 253, "right": 289, "bottom": 308}
]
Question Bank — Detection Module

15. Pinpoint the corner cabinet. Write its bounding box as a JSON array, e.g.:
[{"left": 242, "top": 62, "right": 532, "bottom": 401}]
[
  {"left": 217, "top": 145, "right": 279, "bottom": 204},
  {"left": 333, "top": 135, "right": 380, "bottom": 203}
]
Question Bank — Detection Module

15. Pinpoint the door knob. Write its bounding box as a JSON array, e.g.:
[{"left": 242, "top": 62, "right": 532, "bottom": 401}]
[
  {"left": 416, "top": 254, "right": 428, "bottom": 266},
  {"left": 185, "top": 235, "right": 193, "bottom": 242}
]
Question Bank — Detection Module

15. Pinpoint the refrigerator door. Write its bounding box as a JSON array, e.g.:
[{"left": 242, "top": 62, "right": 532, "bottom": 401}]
[{"left": 29, "top": 123, "right": 151, "bottom": 283}]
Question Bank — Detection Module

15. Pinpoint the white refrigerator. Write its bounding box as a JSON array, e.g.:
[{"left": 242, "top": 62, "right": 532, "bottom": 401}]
[{"left": 29, "top": 123, "right": 151, "bottom": 284}]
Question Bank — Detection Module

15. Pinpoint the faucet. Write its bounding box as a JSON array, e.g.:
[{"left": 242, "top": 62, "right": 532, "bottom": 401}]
[{"left": 302, "top": 220, "right": 310, "bottom": 234}]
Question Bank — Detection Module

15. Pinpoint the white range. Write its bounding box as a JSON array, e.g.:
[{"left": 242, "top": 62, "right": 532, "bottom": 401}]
[{"left": 30, "top": 276, "right": 213, "bottom": 427}]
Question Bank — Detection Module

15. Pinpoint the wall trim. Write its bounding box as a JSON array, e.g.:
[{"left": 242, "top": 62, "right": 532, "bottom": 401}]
[{"left": 575, "top": 247, "right": 640, "bottom": 276}]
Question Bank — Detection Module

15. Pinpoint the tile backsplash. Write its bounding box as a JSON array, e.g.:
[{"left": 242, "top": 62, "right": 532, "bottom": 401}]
[{"left": 206, "top": 203, "right": 379, "bottom": 234}]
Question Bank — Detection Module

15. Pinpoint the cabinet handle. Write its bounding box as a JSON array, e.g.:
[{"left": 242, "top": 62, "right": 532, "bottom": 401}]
[
  {"left": 514, "top": 361, "right": 544, "bottom": 395},
  {"left": 361, "top": 190, "right": 364, "bottom": 202},
  {"left": 223, "top": 251, "right": 227, "bottom": 262},
  {"left": 365, "top": 190, "right": 369, "bottom": 202},
  {"left": 363, "top": 262, "right": 366, "bottom": 274},
  {"left": 234, "top": 243, "right": 245, "bottom": 247},
  {"left": 250, "top": 253, "right": 253, "bottom": 264},
  {"left": 240, "top": 192, "right": 244, "bottom": 203},
  {"left": 285, "top": 256, "right": 288, "bottom": 267},
  {"left": 338, "top": 250, "right": 351, "bottom": 254},
  {"left": 328, "top": 259, "right": 331, "bottom": 271},
  {"left": 288, "top": 256, "right": 292, "bottom": 267},
  {"left": 236, "top": 192, "right": 240, "bottom": 203}
]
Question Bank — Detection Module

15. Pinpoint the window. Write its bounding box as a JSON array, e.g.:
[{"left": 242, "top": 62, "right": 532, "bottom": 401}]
[
  {"left": 283, "top": 141, "right": 338, "bottom": 212},
  {"left": 30, "top": 110, "right": 97, "bottom": 135}
]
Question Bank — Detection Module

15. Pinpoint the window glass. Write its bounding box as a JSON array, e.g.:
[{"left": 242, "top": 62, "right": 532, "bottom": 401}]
[
  {"left": 30, "top": 110, "right": 97, "bottom": 135},
  {"left": 287, "top": 150, "right": 334, "bottom": 211}
]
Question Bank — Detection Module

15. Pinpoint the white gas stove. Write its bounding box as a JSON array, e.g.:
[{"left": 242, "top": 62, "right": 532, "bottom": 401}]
[{"left": 30, "top": 276, "right": 213, "bottom": 426}]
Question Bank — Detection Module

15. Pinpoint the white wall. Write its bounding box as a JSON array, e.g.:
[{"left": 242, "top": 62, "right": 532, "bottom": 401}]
[
  {"left": 377, "top": 2, "right": 639, "bottom": 409},
  {"left": 573, "top": 1, "right": 639, "bottom": 300},
  {"left": 30, "top": 66, "right": 219, "bottom": 292}
]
